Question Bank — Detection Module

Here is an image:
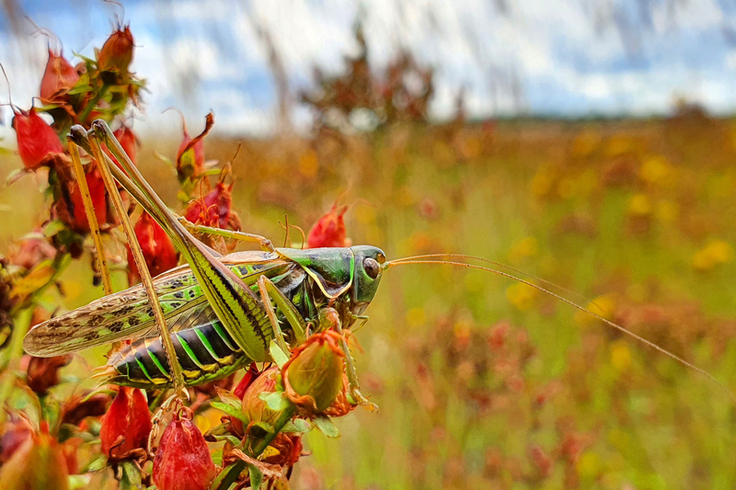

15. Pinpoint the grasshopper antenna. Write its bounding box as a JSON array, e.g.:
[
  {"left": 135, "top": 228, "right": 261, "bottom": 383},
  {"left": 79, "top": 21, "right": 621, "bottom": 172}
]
[
  {"left": 384, "top": 258, "right": 736, "bottom": 404},
  {"left": 389, "top": 253, "right": 607, "bottom": 315}
]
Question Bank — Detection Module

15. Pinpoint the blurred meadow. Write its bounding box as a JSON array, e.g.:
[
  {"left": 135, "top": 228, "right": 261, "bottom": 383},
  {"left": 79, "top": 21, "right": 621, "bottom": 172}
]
[{"left": 3, "top": 1, "right": 736, "bottom": 489}]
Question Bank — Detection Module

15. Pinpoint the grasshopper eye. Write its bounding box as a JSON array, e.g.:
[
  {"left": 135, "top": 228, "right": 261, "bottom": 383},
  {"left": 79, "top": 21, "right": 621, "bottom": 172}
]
[{"left": 364, "top": 258, "right": 380, "bottom": 279}]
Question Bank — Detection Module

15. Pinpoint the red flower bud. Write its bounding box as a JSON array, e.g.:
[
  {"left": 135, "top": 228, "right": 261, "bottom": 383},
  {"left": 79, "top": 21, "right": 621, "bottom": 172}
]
[
  {"left": 127, "top": 212, "right": 179, "bottom": 284},
  {"left": 26, "top": 354, "right": 71, "bottom": 395},
  {"left": 97, "top": 25, "right": 134, "bottom": 74},
  {"left": 40, "top": 48, "right": 80, "bottom": 101},
  {"left": 99, "top": 387, "right": 152, "bottom": 461},
  {"left": 153, "top": 410, "right": 216, "bottom": 490},
  {"left": 12, "top": 107, "right": 64, "bottom": 170},
  {"left": 0, "top": 424, "right": 70, "bottom": 490},
  {"left": 307, "top": 203, "right": 349, "bottom": 248}
]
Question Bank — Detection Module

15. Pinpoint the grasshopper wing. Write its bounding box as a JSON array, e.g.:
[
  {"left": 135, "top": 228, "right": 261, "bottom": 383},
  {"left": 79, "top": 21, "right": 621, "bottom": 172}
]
[
  {"left": 23, "top": 263, "right": 213, "bottom": 357},
  {"left": 23, "top": 251, "right": 295, "bottom": 357}
]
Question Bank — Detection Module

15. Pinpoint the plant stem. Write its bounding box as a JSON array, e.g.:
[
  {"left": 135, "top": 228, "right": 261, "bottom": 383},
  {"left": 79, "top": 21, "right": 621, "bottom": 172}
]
[
  {"left": 250, "top": 405, "right": 296, "bottom": 457},
  {"left": 78, "top": 84, "right": 108, "bottom": 125}
]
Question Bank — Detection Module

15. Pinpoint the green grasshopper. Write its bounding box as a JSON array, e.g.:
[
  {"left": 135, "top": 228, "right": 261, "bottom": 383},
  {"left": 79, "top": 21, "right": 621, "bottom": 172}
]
[{"left": 22, "top": 120, "right": 726, "bottom": 402}]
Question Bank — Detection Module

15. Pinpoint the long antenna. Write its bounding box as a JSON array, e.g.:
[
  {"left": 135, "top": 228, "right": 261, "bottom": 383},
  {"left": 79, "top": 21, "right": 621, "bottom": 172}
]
[{"left": 385, "top": 258, "right": 735, "bottom": 402}]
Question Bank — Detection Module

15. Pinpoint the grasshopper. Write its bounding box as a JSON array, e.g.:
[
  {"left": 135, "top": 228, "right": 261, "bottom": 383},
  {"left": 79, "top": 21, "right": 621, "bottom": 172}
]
[{"left": 22, "top": 120, "right": 728, "bottom": 404}]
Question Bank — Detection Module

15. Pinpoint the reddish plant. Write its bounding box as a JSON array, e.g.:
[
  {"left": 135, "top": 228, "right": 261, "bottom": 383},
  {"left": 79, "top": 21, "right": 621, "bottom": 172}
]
[
  {"left": 58, "top": 163, "right": 108, "bottom": 233},
  {"left": 152, "top": 409, "right": 216, "bottom": 490},
  {"left": 307, "top": 202, "right": 349, "bottom": 248},
  {"left": 99, "top": 387, "right": 152, "bottom": 461},
  {"left": 12, "top": 107, "right": 65, "bottom": 170},
  {"left": 40, "top": 48, "right": 80, "bottom": 101},
  {"left": 26, "top": 354, "right": 71, "bottom": 396},
  {"left": 127, "top": 212, "right": 179, "bottom": 284},
  {"left": 97, "top": 25, "right": 134, "bottom": 75},
  {"left": 0, "top": 423, "right": 70, "bottom": 490}
]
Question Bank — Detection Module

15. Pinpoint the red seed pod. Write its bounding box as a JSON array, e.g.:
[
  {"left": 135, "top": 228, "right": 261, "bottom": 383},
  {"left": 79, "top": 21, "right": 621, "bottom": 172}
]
[
  {"left": 26, "top": 354, "right": 71, "bottom": 395},
  {"left": 307, "top": 202, "right": 349, "bottom": 248},
  {"left": 127, "top": 212, "right": 179, "bottom": 284},
  {"left": 97, "top": 25, "right": 134, "bottom": 74},
  {"left": 153, "top": 409, "right": 216, "bottom": 490},
  {"left": 40, "top": 48, "right": 80, "bottom": 101},
  {"left": 12, "top": 107, "right": 64, "bottom": 170},
  {"left": 99, "top": 387, "right": 152, "bottom": 461}
]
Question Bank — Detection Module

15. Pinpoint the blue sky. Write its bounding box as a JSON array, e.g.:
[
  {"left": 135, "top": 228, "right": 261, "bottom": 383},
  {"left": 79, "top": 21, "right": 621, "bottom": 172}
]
[{"left": 2, "top": 0, "right": 736, "bottom": 136}]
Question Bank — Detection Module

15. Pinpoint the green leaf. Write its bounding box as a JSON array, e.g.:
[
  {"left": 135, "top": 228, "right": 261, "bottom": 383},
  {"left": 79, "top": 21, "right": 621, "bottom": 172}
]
[
  {"left": 282, "top": 418, "right": 311, "bottom": 434},
  {"left": 269, "top": 340, "right": 289, "bottom": 368},
  {"left": 251, "top": 421, "right": 275, "bottom": 436},
  {"left": 314, "top": 415, "right": 339, "bottom": 438},
  {"left": 68, "top": 84, "right": 94, "bottom": 95},
  {"left": 120, "top": 460, "right": 143, "bottom": 490},
  {"left": 68, "top": 475, "right": 91, "bottom": 490},
  {"left": 81, "top": 454, "right": 107, "bottom": 473},
  {"left": 248, "top": 464, "right": 264, "bottom": 490},
  {"left": 211, "top": 401, "right": 249, "bottom": 423},
  {"left": 43, "top": 219, "right": 68, "bottom": 238},
  {"left": 259, "top": 391, "right": 290, "bottom": 411},
  {"left": 215, "top": 386, "right": 242, "bottom": 409},
  {"left": 212, "top": 461, "right": 247, "bottom": 490}
]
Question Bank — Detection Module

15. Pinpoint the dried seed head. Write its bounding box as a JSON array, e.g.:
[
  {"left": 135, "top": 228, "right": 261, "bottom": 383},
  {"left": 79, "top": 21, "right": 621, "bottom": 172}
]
[
  {"left": 99, "top": 387, "right": 152, "bottom": 462},
  {"left": 152, "top": 409, "right": 216, "bottom": 490}
]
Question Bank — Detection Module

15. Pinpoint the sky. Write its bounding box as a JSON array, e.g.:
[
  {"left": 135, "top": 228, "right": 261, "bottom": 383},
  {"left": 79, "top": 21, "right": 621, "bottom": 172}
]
[{"left": 1, "top": 0, "right": 736, "bottom": 137}]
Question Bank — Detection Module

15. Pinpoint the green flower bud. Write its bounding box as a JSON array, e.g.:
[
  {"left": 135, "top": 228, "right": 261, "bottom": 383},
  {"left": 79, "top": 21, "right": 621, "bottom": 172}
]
[{"left": 283, "top": 331, "right": 345, "bottom": 415}]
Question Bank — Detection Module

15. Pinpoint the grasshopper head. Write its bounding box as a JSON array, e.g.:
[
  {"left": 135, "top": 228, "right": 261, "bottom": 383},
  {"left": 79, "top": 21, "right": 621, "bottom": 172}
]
[{"left": 349, "top": 245, "right": 386, "bottom": 315}]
